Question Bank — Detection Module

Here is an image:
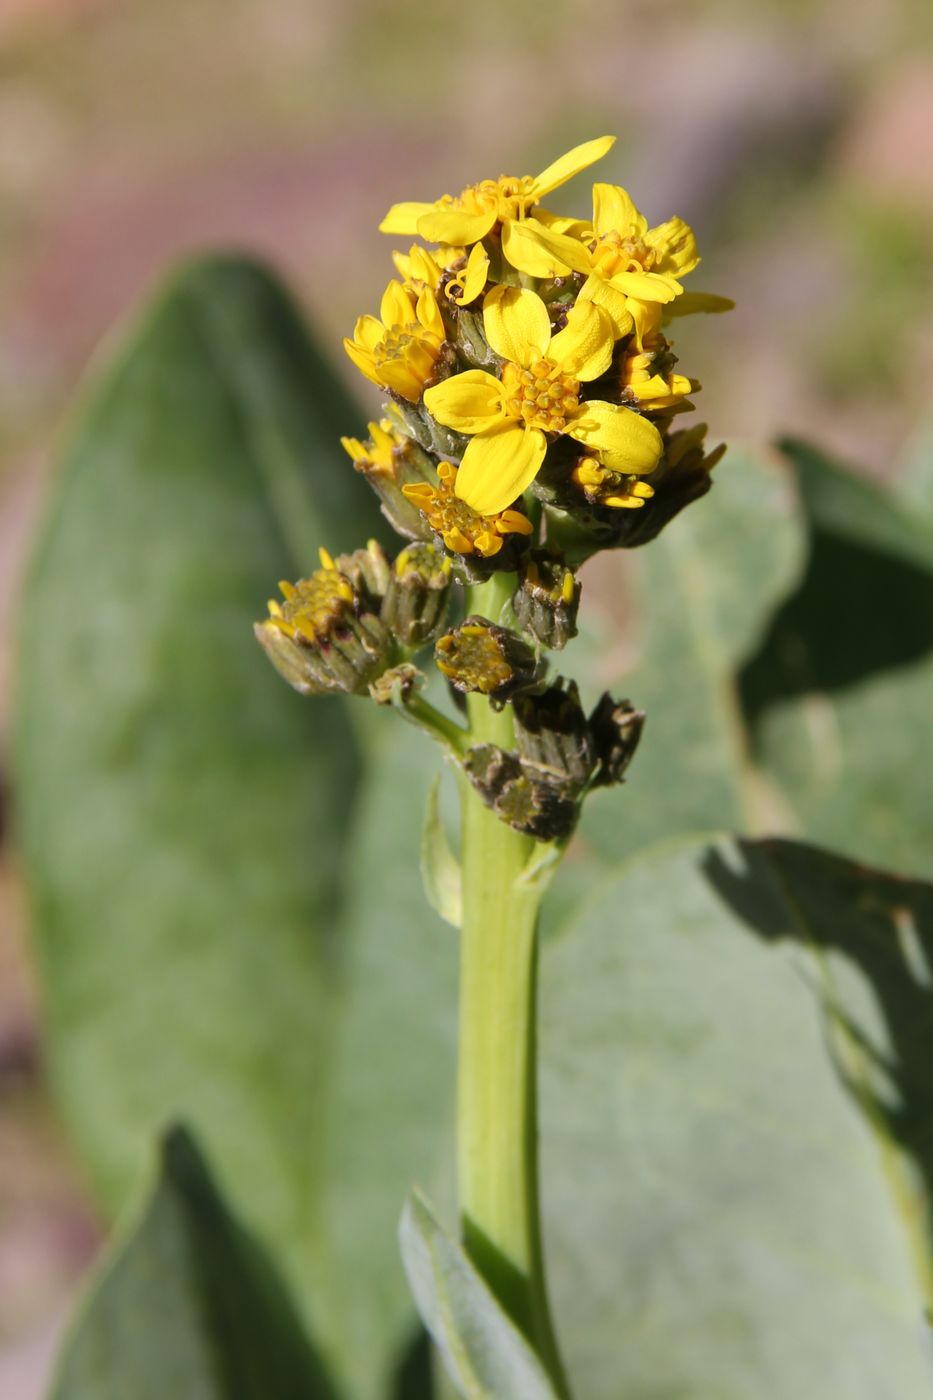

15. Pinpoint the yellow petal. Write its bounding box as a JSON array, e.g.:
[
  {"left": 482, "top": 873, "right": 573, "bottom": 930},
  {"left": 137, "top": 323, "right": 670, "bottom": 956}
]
[
  {"left": 483, "top": 285, "right": 551, "bottom": 368},
  {"left": 501, "top": 217, "right": 593, "bottom": 277},
  {"left": 646, "top": 216, "right": 699, "bottom": 277},
  {"left": 548, "top": 301, "right": 615, "bottom": 381},
  {"left": 417, "top": 206, "right": 498, "bottom": 245},
  {"left": 353, "top": 314, "right": 386, "bottom": 351},
  {"left": 424, "top": 370, "right": 507, "bottom": 434},
  {"left": 379, "top": 201, "right": 437, "bottom": 235},
  {"left": 416, "top": 285, "right": 445, "bottom": 341},
  {"left": 567, "top": 401, "right": 663, "bottom": 474},
  {"left": 380, "top": 280, "right": 414, "bottom": 328},
  {"left": 342, "top": 337, "right": 381, "bottom": 388},
  {"left": 454, "top": 424, "right": 547, "bottom": 515},
  {"left": 606, "top": 268, "right": 680, "bottom": 304},
  {"left": 628, "top": 297, "right": 659, "bottom": 348},
  {"left": 453, "top": 242, "right": 490, "bottom": 305},
  {"left": 534, "top": 208, "right": 592, "bottom": 238},
  {"left": 577, "top": 274, "right": 633, "bottom": 338},
  {"left": 666, "top": 291, "right": 735, "bottom": 317},
  {"left": 530, "top": 135, "right": 616, "bottom": 199},
  {"left": 591, "top": 183, "right": 646, "bottom": 239}
]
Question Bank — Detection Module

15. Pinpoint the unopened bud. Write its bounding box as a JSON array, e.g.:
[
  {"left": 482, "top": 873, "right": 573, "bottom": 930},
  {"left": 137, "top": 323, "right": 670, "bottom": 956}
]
[
  {"left": 369, "top": 662, "right": 424, "bottom": 706},
  {"left": 513, "top": 679, "right": 594, "bottom": 792},
  {"left": 332, "top": 538, "right": 391, "bottom": 608},
  {"left": 381, "top": 543, "right": 452, "bottom": 649},
  {"left": 512, "top": 553, "right": 580, "bottom": 650},
  {"left": 255, "top": 548, "right": 391, "bottom": 697},
  {"left": 462, "top": 743, "right": 578, "bottom": 842},
  {"left": 341, "top": 418, "right": 439, "bottom": 542},
  {"left": 435, "top": 617, "right": 542, "bottom": 701},
  {"left": 589, "top": 694, "right": 645, "bottom": 787}
]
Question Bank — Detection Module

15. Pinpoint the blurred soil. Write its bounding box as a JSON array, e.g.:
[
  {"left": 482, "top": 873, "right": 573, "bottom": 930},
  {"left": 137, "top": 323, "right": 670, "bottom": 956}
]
[{"left": 1, "top": 0, "right": 932, "bottom": 1393}]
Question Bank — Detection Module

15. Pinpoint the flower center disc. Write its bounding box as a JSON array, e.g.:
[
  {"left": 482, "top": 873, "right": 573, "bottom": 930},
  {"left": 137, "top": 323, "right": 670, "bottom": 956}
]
[{"left": 503, "top": 358, "right": 580, "bottom": 434}]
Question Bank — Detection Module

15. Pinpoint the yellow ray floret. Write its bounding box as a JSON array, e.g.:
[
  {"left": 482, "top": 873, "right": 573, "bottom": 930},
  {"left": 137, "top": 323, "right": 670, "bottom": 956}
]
[
  {"left": 572, "top": 457, "right": 656, "bottom": 510},
  {"left": 344, "top": 280, "right": 446, "bottom": 401},
  {"left": 341, "top": 418, "right": 402, "bottom": 478},
  {"left": 423, "top": 286, "right": 663, "bottom": 516},
  {"left": 510, "top": 184, "right": 702, "bottom": 338},
  {"left": 265, "top": 548, "right": 356, "bottom": 644},
  {"left": 379, "top": 136, "right": 615, "bottom": 278},
  {"left": 402, "top": 461, "right": 533, "bottom": 558}
]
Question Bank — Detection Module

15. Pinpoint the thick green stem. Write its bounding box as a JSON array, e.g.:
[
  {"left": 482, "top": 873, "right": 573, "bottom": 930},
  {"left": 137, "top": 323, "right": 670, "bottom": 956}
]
[{"left": 457, "top": 572, "right": 571, "bottom": 1397}]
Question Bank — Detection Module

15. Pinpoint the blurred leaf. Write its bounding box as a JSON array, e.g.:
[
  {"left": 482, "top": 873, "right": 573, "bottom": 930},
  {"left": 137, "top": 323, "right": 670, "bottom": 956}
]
[
  {"left": 321, "top": 723, "right": 457, "bottom": 1396},
  {"left": 740, "top": 440, "right": 933, "bottom": 876},
  {"left": 399, "top": 1189, "right": 559, "bottom": 1400},
  {"left": 52, "top": 1126, "right": 335, "bottom": 1400},
  {"left": 539, "top": 833, "right": 933, "bottom": 1399},
  {"left": 421, "top": 774, "right": 462, "bottom": 929},
  {"left": 12, "top": 256, "right": 379, "bottom": 1325},
  {"left": 577, "top": 445, "right": 806, "bottom": 860},
  {"left": 899, "top": 415, "right": 933, "bottom": 518}
]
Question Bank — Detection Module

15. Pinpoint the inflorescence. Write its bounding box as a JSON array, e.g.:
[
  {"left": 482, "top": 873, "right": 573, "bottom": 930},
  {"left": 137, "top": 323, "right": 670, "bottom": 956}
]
[{"left": 256, "top": 135, "right": 731, "bottom": 842}]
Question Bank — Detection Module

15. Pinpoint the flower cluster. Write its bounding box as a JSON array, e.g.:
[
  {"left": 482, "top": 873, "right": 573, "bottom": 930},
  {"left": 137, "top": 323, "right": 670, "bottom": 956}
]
[{"left": 258, "top": 136, "right": 731, "bottom": 840}]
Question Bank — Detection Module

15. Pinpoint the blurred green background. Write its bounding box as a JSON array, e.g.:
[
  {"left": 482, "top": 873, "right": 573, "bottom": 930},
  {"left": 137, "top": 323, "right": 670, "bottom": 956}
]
[{"left": 1, "top": 0, "right": 933, "bottom": 1393}]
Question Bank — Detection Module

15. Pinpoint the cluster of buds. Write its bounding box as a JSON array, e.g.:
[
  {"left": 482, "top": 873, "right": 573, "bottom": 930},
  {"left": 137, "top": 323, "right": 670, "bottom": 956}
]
[
  {"left": 462, "top": 681, "right": 644, "bottom": 841},
  {"left": 257, "top": 136, "right": 730, "bottom": 842}
]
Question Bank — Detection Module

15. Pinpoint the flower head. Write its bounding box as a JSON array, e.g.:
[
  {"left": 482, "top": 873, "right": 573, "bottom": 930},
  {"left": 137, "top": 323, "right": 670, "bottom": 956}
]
[
  {"left": 379, "top": 136, "right": 616, "bottom": 278},
  {"left": 423, "top": 285, "right": 663, "bottom": 515},
  {"left": 402, "top": 461, "right": 533, "bottom": 559},
  {"left": 343, "top": 280, "right": 447, "bottom": 401},
  {"left": 255, "top": 549, "right": 391, "bottom": 695}
]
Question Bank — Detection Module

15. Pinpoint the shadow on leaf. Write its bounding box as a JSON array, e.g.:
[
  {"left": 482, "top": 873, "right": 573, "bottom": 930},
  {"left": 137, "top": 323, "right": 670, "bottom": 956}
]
[{"left": 703, "top": 836, "right": 933, "bottom": 1282}]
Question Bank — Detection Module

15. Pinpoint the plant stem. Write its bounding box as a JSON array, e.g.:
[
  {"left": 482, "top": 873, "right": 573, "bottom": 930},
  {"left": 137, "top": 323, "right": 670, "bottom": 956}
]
[{"left": 457, "top": 571, "right": 571, "bottom": 1397}]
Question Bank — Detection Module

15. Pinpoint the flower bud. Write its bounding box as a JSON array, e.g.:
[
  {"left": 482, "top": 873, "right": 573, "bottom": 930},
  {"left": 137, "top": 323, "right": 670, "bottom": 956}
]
[
  {"left": 435, "top": 617, "right": 542, "bottom": 701},
  {"left": 462, "top": 743, "right": 578, "bottom": 842},
  {"left": 512, "top": 553, "right": 580, "bottom": 650},
  {"left": 588, "top": 694, "right": 645, "bottom": 787},
  {"left": 341, "top": 418, "right": 439, "bottom": 542},
  {"left": 381, "top": 543, "right": 452, "bottom": 650},
  {"left": 512, "top": 679, "right": 594, "bottom": 792},
  {"left": 332, "top": 538, "right": 391, "bottom": 609},
  {"left": 255, "top": 548, "right": 391, "bottom": 697},
  {"left": 368, "top": 662, "right": 424, "bottom": 706}
]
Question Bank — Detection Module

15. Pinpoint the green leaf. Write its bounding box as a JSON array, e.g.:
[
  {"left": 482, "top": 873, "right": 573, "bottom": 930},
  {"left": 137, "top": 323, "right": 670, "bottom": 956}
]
[
  {"left": 539, "top": 834, "right": 933, "bottom": 1399},
  {"left": 399, "top": 1189, "right": 559, "bottom": 1400},
  {"left": 11, "top": 256, "right": 379, "bottom": 1323},
  {"left": 52, "top": 1126, "right": 335, "bottom": 1400},
  {"left": 321, "top": 723, "right": 457, "bottom": 1395},
  {"left": 421, "top": 774, "right": 462, "bottom": 929},
  {"left": 741, "top": 440, "right": 933, "bottom": 877},
  {"left": 898, "top": 413, "right": 933, "bottom": 517},
  {"left": 577, "top": 445, "right": 806, "bottom": 861}
]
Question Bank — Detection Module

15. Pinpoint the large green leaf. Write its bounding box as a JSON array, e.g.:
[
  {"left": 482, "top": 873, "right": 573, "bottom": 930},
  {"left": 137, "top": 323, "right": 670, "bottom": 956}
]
[
  {"left": 321, "top": 722, "right": 457, "bottom": 1396},
  {"left": 12, "top": 256, "right": 380, "bottom": 1325},
  {"left": 741, "top": 440, "right": 933, "bottom": 877},
  {"left": 539, "top": 834, "right": 933, "bottom": 1398},
  {"left": 52, "top": 1126, "right": 335, "bottom": 1400},
  {"left": 577, "top": 445, "right": 806, "bottom": 862}
]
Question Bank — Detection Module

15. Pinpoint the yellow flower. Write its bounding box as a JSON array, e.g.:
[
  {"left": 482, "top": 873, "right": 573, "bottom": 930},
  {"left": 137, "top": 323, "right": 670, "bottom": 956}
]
[
  {"left": 402, "top": 461, "right": 533, "bottom": 558},
  {"left": 264, "top": 548, "right": 356, "bottom": 645},
  {"left": 618, "top": 315, "right": 694, "bottom": 414},
  {"left": 341, "top": 418, "right": 401, "bottom": 478},
  {"left": 379, "top": 136, "right": 615, "bottom": 278},
  {"left": 571, "top": 457, "right": 656, "bottom": 510},
  {"left": 506, "top": 184, "right": 702, "bottom": 338},
  {"left": 344, "top": 280, "right": 446, "bottom": 401},
  {"left": 423, "top": 286, "right": 663, "bottom": 516},
  {"left": 391, "top": 245, "right": 445, "bottom": 291}
]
